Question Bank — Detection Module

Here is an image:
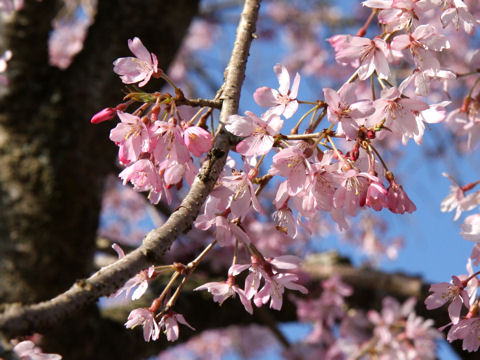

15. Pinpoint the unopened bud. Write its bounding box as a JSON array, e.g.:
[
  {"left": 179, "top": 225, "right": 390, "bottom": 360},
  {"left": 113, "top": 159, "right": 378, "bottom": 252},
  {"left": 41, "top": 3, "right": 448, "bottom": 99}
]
[
  {"left": 90, "top": 107, "right": 116, "bottom": 124},
  {"left": 350, "top": 147, "right": 359, "bottom": 161},
  {"left": 303, "top": 147, "right": 313, "bottom": 158},
  {"left": 356, "top": 27, "right": 366, "bottom": 37}
]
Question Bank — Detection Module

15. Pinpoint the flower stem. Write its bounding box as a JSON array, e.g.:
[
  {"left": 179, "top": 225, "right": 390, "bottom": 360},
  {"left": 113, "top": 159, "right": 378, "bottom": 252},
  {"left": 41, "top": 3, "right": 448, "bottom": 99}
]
[
  {"left": 368, "top": 143, "right": 390, "bottom": 173},
  {"left": 291, "top": 105, "right": 320, "bottom": 134},
  {"left": 165, "top": 239, "right": 218, "bottom": 310}
]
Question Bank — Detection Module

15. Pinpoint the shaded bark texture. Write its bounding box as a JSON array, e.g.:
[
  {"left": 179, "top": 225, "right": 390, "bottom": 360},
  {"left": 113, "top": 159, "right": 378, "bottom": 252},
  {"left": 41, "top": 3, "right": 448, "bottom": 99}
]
[{"left": 0, "top": 0, "right": 198, "bottom": 358}]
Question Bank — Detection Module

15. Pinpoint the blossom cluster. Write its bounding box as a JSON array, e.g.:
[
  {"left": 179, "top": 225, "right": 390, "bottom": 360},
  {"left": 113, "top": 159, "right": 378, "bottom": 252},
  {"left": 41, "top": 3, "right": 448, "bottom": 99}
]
[
  {"left": 12, "top": 340, "right": 62, "bottom": 360},
  {"left": 426, "top": 171, "right": 480, "bottom": 351},
  {"left": 441, "top": 172, "right": 480, "bottom": 241},
  {"left": 425, "top": 255, "right": 480, "bottom": 351},
  {"left": 89, "top": 0, "right": 480, "bottom": 353},
  {"left": 288, "top": 277, "right": 440, "bottom": 359},
  {"left": 91, "top": 37, "right": 214, "bottom": 206},
  {"left": 195, "top": 255, "right": 307, "bottom": 313}
]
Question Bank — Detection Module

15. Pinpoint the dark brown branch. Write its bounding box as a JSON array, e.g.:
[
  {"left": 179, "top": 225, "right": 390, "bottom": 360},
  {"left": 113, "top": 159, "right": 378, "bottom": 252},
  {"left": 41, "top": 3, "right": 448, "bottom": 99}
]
[
  {"left": 301, "top": 256, "right": 424, "bottom": 299},
  {"left": 0, "top": 0, "right": 262, "bottom": 338},
  {"left": 176, "top": 97, "right": 222, "bottom": 109}
]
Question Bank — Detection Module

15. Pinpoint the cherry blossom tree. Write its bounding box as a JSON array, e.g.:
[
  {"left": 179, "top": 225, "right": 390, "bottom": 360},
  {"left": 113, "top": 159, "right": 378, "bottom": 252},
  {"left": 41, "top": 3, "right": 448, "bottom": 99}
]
[{"left": 1, "top": 0, "right": 480, "bottom": 360}]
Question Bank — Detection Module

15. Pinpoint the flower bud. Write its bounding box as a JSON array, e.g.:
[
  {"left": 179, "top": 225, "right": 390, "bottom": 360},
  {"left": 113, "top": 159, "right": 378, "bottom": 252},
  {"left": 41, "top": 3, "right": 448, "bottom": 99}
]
[{"left": 90, "top": 107, "right": 115, "bottom": 124}]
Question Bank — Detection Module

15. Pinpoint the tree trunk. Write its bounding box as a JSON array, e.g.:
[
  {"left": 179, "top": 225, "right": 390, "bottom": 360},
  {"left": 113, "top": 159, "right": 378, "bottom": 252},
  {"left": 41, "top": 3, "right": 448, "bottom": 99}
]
[{"left": 0, "top": 0, "right": 198, "bottom": 358}]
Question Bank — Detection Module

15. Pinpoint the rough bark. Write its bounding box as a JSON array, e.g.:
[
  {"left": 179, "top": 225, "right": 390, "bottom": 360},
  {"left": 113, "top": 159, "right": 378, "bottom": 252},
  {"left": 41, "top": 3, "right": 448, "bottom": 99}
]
[{"left": 0, "top": 0, "right": 198, "bottom": 358}]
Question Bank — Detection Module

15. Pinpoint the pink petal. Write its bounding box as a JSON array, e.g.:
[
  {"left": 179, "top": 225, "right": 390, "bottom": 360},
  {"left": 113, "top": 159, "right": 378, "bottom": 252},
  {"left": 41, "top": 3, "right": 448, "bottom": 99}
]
[
  {"left": 236, "top": 134, "right": 274, "bottom": 157},
  {"left": 274, "top": 63, "right": 290, "bottom": 95},
  {"left": 175, "top": 313, "right": 196, "bottom": 330},
  {"left": 128, "top": 37, "right": 152, "bottom": 63},
  {"left": 290, "top": 72, "right": 301, "bottom": 98},
  {"left": 283, "top": 100, "right": 299, "bottom": 119},
  {"left": 390, "top": 34, "right": 410, "bottom": 51},
  {"left": 225, "top": 114, "right": 256, "bottom": 136},
  {"left": 254, "top": 87, "right": 278, "bottom": 108}
]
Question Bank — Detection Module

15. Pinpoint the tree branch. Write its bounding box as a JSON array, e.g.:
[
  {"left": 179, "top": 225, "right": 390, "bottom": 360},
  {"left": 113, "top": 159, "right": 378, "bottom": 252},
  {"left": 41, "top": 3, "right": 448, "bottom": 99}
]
[
  {"left": 0, "top": 0, "right": 262, "bottom": 337},
  {"left": 176, "top": 97, "right": 222, "bottom": 109}
]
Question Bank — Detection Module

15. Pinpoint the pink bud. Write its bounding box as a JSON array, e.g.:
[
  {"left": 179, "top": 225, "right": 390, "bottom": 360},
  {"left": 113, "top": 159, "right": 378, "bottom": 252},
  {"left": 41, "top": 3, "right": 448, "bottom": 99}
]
[{"left": 91, "top": 107, "right": 116, "bottom": 124}]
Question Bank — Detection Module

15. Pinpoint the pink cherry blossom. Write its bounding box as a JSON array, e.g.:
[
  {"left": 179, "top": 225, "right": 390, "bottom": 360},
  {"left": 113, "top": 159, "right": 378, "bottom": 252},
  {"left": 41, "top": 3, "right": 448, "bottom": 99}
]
[
  {"left": 114, "top": 266, "right": 155, "bottom": 301},
  {"left": 153, "top": 118, "right": 190, "bottom": 164},
  {"left": 447, "top": 317, "right": 480, "bottom": 352},
  {"left": 332, "top": 35, "right": 391, "bottom": 80},
  {"left": 113, "top": 37, "right": 159, "bottom": 87},
  {"left": 333, "top": 170, "right": 373, "bottom": 216},
  {"left": 295, "top": 152, "right": 339, "bottom": 217},
  {"left": 183, "top": 126, "right": 213, "bottom": 157},
  {"left": 111, "top": 242, "right": 155, "bottom": 300},
  {"left": 471, "top": 244, "right": 480, "bottom": 268},
  {"left": 323, "top": 83, "right": 374, "bottom": 140},
  {"left": 49, "top": 17, "right": 90, "bottom": 70},
  {"left": 253, "top": 64, "right": 300, "bottom": 119},
  {"left": 400, "top": 67, "right": 456, "bottom": 96},
  {"left": 238, "top": 255, "right": 308, "bottom": 311},
  {"left": 364, "top": 296, "right": 440, "bottom": 359},
  {"left": 194, "top": 183, "right": 232, "bottom": 227},
  {"left": 405, "top": 312, "right": 441, "bottom": 358},
  {"left": 160, "top": 158, "right": 197, "bottom": 188},
  {"left": 125, "top": 308, "right": 160, "bottom": 342},
  {"left": 269, "top": 145, "right": 313, "bottom": 196},
  {"left": 321, "top": 276, "right": 353, "bottom": 306},
  {"left": 369, "top": 87, "right": 429, "bottom": 145},
  {"left": 445, "top": 103, "right": 480, "bottom": 150},
  {"left": 194, "top": 270, "right": 253, "bottom": 314},
  {"left": 441, "top": 172, "right": 480, "bottom": 220},
  {"left": 109, "top": 111, "right": 151, "bottom": 164},
  {"left": 159, "top": 311, "right": 195, "bottom": 342},
  {"left": 222, "top": 168, "right": 262, "bottom": 219},
  {"left": 368, "top": 297, "right": 416, "bottom": 345},
  {"left": 390, "top": 24, "right": 450, "bottom": 71},
  {"left": 225, "top": 111, "right": 283, "bottom": 157},
  {"left": 425, "top": 275, "right": 470, "bottom": 324},
  {"left": 328, "top": 34, "right": 359, "bottom": 66},
  {"left": 364, "top": 0, "right": 436, "bottom": 32},
  {"left": 13, "top": 340, "right": 62, "bottom": 360},
  {"left": 461, "top": 213, "right": 480, "bottom": 242},
  {"left": 254, "top": 272, "right": 308, "bottom": 310},
  {"left": 440, "top": 0, "right": 478, "bottom": 34},
  {"left": 119, "top": 159, "right": 160, "bottom": 194},
  {"left": 198, "top": 215, "right": 251, "bottom": 247},
  {"left": 82, "top": 3, "right": 480, "bottom": 356}
]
